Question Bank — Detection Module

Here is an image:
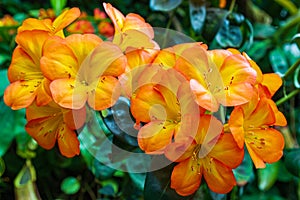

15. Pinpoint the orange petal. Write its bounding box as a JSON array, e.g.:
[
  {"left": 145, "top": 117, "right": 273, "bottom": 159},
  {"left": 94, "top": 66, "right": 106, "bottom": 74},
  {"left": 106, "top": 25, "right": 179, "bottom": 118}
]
[
  {"left": 64, "top": 107, "right": 86, "bottom": 130},
  {"left": 262, "top": 73, "right": 282, "bottom": 97},
  {"left": 35, "top": 79, "right": 52, "bottom": 106},
  {"left": 203, "top": 157, "right": 236, "bottom": 194},
  {"left": 50, "top": 79, "right": 88, "bottom": 109},
  {"left": 52, "top": 8, "right": 81, "bottom": 34},
  {"left": 138, "top": 120, "right": 177, "bottom": 154},
  {"left": 190, "top": 79, "right": 219, "bottom": 112},
  {"left": 103, "top": 3, "right": 125, "bottom": 33},
  {"left": 18, "top": 18, "right": 52, "bottom": 33},
  {"left": 228, "top": 107, "right": 245, "bottom": 148},
  {"left": 130, "top": 84, "right": 166, "bottom": 122},
  {"left": 25, "top": 116, "right": 59, "bottom": 150},
  {"left": 126, "top": 47, "right": 158, "bottom": 69},
  {"left": 245, "top": 128, "right": 284, "bottom": 168},
  {"left": 57, "top": 124, "right": 80, "bottom": 157},
  {"left": 4, "top": 81, "right": 37, "bottom": 110},
  {"left": 171, "top": 158, "right": 202, "bottom": 196},
  {"left": 26, "top": 101, "right": 61, "bottom": 121},
  {"left": 207, "top": 49, "right": 232, "bottom": 70},
  {"left": 87, "top": 76, "right": 121, "bottom": 110},
  {"left": 165, "top": 137, "right": 196, "bottom": 162},
  {"left": 40, "top": 36, "right": 78, "bottom": 80},
  {"left": 16, "top": 30, "right": 50, "bottom": 64},
  {"left": 209, "top": 133, "right": 244, "bottom": 168},
  {"left": 65, "top": 34, "right": 102, "bottom": 66}
]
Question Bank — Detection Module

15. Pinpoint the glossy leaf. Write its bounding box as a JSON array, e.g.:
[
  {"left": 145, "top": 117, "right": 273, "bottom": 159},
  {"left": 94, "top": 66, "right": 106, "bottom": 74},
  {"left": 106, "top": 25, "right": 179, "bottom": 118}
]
[
  {"left": 294, "top": 65, "right": 300, "bottom": 88},
  {"left": 144, "top": 157, "right": 191, "bottom": 200},
  {"left": 247, "top": 40, "right": 272, "bottom": 61},
  {"left": 189, "top": 0, "right": 206, "bottom": 33},
  {"left": 0, "top": 70, "right": 9, "bottom": 96},
  {"left": 257, "top": 162, "right": 280, "bottom": 191},
  {"left": 233, "top": 149, "right": 254, "bottom": 186},
  {"left": 269, "top": 47, "right": 289, "bottom": 77},
  {"left": 0, "top": 100, "right": 27, "bottom": 157},
  {"left": 284, "top": 149, "right": 300, "bottom": 177},
  {"left": 61, "top": 176, "right": 81, "bottom": 195},
  {"left": 150, "top": 0, "right": 182, "bottom": 12},
  {"left": 292, "top": 33, "right": 300, "bottom": 49}
]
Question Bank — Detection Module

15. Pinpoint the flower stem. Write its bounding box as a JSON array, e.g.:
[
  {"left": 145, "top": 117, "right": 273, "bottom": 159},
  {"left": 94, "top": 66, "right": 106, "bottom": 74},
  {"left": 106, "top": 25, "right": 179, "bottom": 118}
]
[
  {"left": 229, "top": 0, "right": 236, "bottom": 13},
  {"left": 283, "top": 58, "right": 300, "bottom": 80},
  {"left": 276, "top": 89, "right": 300, "bottom": 106}
]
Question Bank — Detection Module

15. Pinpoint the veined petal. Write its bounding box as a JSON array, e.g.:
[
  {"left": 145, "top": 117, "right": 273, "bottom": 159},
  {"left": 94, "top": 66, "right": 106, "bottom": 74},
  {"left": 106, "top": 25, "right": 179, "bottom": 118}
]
[
  {"left": 209, "top": 133, "right": 244, "bottom": 168},
  {"left": 123, "top": 13, "right": 154, "bottom": 38},
  {"left": 202, "top": 157, "right": 236, "bottom": 194},
  {"left": 137, "top": 120, "right": 177, "bottom": 154},
  {"left": 63, "top": 107, "right": 86, "bottom": 130},
  {"left": 207, "top": 49, "right": 232, "bottom": 70},
  {"left": 18, "top": 18, "right": 52, "bottom": 33},
  {"left": 245, "top": 128, "right": 284, "bottom": 168},
  {"left": 165, "top": 137, "right": 196, "bottom": 162},
  {"left": 103, "top": 3, "right": 125, "bottom": 33},
  {"left": 4, "top": 80, "right": 38, "bottom": 110},
  {"left": 171, "top": 158, "right": 202, "bottom": 196},
  {"left": 16, "top": 30, "right": 50, "bottom": 64},
  {"left": 36, "top": 78, "right": 52, "bottom": 106},
  {"left": 50, "top": 79, "right": 88, "bottom": 109},
  {"left": 130, "top": 84, "right": 166, "bottom": 123},
  {"left": 25, "top": 116, "right": 59, "bottom": 150},
  {"left": 228, "top": 107, "right": 245, "bottom": 148},
  {"left": 78, "top": 41, "right": 125, "bottom": 82},
  {"left": 87, "top": 76, "right": 121, "bottom": 110},
  {"left": 266, "top": 99, "right": 287, "bottom": 126},
  {"left": 57, "top": 124, "right": 80, "bottom": 157},
  {"left": 40, "top": 36, "right": 78, "bottom": 80},
  {"left": 65, "top": 34, "right": 102, "bottom": 66},
  {"left": 125, "top": 47, "right": 158, "bottom": 69},
  {"left": 26, "top": 101, "right": 60, "bottom": 121},
  {"left": 52, "top": 7, "right": 81, "bottom": 33},
  {"left": 190, "top": 79, "right": 219, "bottom": 112},
  {"left": 261, "top": 73, "right": 282, "bottom": 97}
]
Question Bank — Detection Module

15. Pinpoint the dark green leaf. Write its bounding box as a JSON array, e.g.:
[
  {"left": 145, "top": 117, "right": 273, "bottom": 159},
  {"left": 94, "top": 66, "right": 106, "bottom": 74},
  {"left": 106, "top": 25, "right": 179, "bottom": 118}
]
[
  {"left": 94, "top": 159, "right": 116, "bottom": 180},
  {"left": 189, "top": 0, "right": 206, "bottom": 33},
  {"left": 269, "top": 47, "right": 289, "bottom": 76},
  {"left": 150, "top": 0, "right": 182, "bottom": 12},
  {"left": 0, "top": 100, "right": 26, "bottom": 157},
  {"left": 0, "top": 157, "right": 5, "bottom": 177},
  {"left": 98, "top": 185, "right": 115, "bottom": 196},
  {"left": 144, "top": 156, "right": 191, "bottom": 200},
  {"left": 253, "top": 23, "right": 276, "bottom": 39},
  {"left": 294, "top": 65, "right": 300, "bottom": 88},
  {"left": 233, "top": 149, "right": 254, "bottom": 186},
  {"left": 284, "top": 149, "right": 300, "bottom": 177},
  {"left": 209, "top": 190, "right": 226, "bottom": 200},
  {"left": 61, "top": 176, "right": 81, "bottom": 195},
  {"left": 257, "top": 161, "right": 280, "bottom": 191},
  {"left": 247, "top": 40, "right": 272, "bottom": 61},
  {"left": 292, "top": 33, "right": 300, "bottom": 49}
]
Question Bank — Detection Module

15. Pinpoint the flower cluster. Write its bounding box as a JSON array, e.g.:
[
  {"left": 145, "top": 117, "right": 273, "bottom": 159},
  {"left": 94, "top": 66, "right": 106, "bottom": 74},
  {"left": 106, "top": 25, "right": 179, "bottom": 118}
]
[{"left": 4, "top": 3, "right": 286, "bottom": 196}]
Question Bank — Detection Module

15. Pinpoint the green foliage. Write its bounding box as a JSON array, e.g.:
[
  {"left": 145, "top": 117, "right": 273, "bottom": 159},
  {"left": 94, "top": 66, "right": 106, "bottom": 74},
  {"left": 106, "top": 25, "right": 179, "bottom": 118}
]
[{"left": 60, "top": 176, "right": 81, "bottom": 195}]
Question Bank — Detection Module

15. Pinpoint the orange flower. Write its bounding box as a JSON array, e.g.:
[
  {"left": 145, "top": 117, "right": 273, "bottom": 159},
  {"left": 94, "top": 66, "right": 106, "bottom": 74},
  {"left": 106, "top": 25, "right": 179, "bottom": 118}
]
[
  {"left": 67, "top": 20, "right": 95, "bottom": 34},
  {"left": 98, "top": 21, "right": 114, "bottom": 38},
  {"left": 18, "top": 7, "right": 80, "bottom": 37},
  {"left": 130, "top": 67, "right": 201, "bottom": 153},
  {"left": 103, "top": 3, "right": 158, "bottom": 51},
  {"left": 228, "top": 96, "right": 286, "bottom": 168},
  {"left": 4, "top": 30, "right": 52, "bottom": 109},
  {"left": 40, "top": 34, "right": 126, "bottom": 110},
  {"left": 165, "top": 115, "right": 244, "bottom": 196},
  {"left": 94, "top": 8, "right": 107, "bottom": 20},
  {"left": 25, "top": 101, "right": 86, "bottom": 158},
  {"left": 174, "top": 46, "right": 257, "bottom": 112}
]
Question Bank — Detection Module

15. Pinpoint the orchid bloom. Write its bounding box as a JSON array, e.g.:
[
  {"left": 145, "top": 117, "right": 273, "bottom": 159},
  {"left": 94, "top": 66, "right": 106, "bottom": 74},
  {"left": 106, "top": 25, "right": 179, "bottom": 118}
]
[
  {"left": 40, "top": 34, "right": 126, "bottom": 110},
  {"left": 25, "top": 101, "right": 86, "bottom": 158},
  {"left": 4, "top": 30, "right": 52, "bottom": 109},
  {"left": 103, "top": 3, "right": 158, "bottom": 51},
  {"left": 18, "top": 7, "right": 80, "bottom": 37},
  {"left": 174, "top": 46, "right": 257, "bottom": 112},
  {"left": 165, "top": 115, "right": 244, "bottom": 196}
]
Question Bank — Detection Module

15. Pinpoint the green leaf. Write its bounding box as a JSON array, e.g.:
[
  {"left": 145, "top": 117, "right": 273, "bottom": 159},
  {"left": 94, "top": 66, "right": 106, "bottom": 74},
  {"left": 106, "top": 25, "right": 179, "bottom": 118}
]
[
  {"left": 100, "top": 179, "right": 119, "bottom": 195},
  {"left": 294, "top": 65, "right": 300, "bottom": 88},
  {"left": 61, "top": 176, "right": 81, "bottom": 195},
  {"left": 269, "top": 47, "right": 289, "bottom": 77},
  {"left": 0, "top": 70, "right": 9, "bottom": 97},
  {"left": 150, "top": 0, "right": 182, "bottom": 12},
  {"left": 0, "top": 100, "right": 26, "bottom": 157},
  {"left": 233, "top": 149, "right": 254, "bottom": 186},
  {"left": 94, "top": 159, "right": 116, "bottom": 180},
  {"left": 292, "top": 33, "right": 300, "bottom": 49},
  {"left": 257, "top": 161, "right": 280, "bottom": 191},
  {"left": 0, "top": 157, "right": 5, "bottom": 177},
  {"left": 189, "top": 0, "right": 206, "bottom": 33},
  {"left": 284, "top": 149, "right": 300, "bottom": 177},
  {"left": 144, "top": 157, "right": 191, "bottom": 200},
  {"left": 247, "top": 40, "right": 272, "bottom": 61},
  {"left": 253, "top": 23, "right": 276, "bottom": 39},
  {"left": 50, "top": 0, "right": 67, "bottom": 16}
]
